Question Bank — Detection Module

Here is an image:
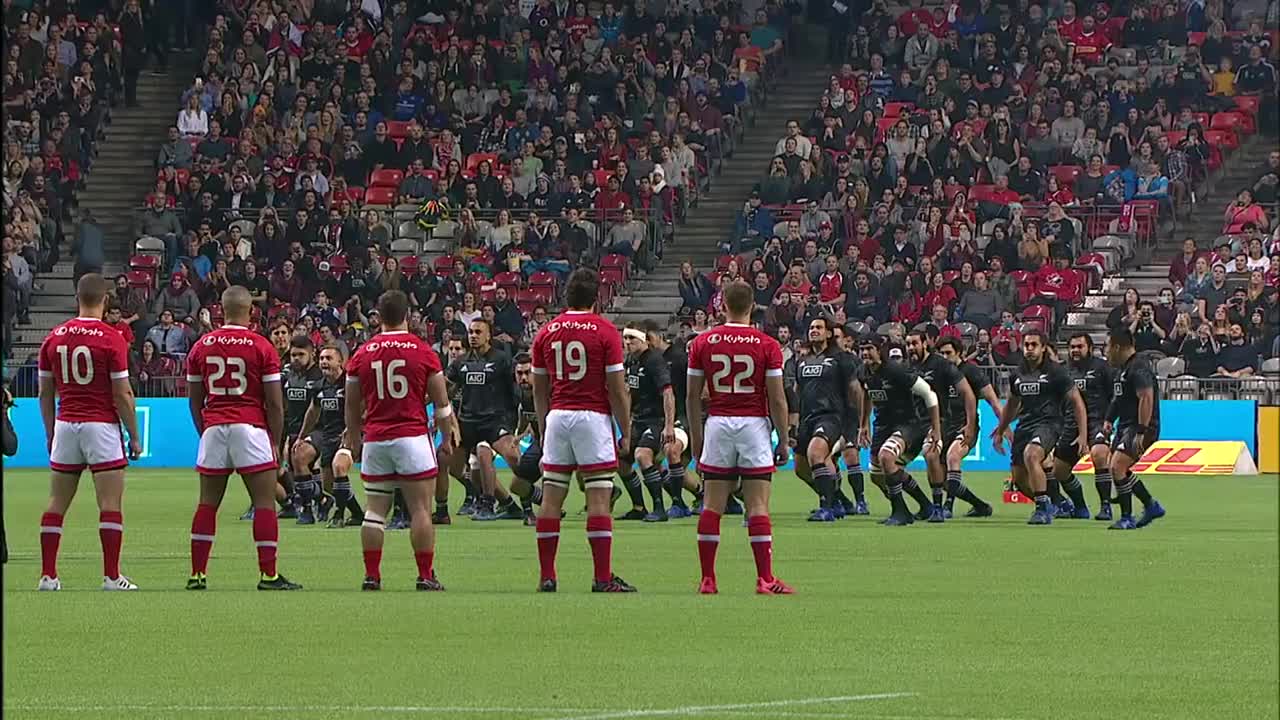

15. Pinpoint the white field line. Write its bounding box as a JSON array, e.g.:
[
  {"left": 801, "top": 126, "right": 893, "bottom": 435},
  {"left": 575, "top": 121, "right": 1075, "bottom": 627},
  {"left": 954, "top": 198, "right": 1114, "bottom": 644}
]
[
  {"left": 715, "top": 711, "right": 1030, "bottom": 720},
  {"left": 539, "top": 693, "right": 917, "bottom": 720}
]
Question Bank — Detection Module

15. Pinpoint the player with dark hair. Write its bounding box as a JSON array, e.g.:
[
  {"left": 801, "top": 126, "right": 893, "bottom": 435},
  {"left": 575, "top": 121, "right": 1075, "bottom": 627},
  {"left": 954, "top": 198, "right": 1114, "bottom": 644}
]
[
  {"left": 687, "top": 281, "right": 793, "bottom": 594},
  {"left": 1104, "top": 328, "right": 1166, "bottom": 530},
  {"left": 433, "top": 335, "right": 473, "bottom": 524},
  {"left": 934, "top": 337, "right": 998, "bottom": 517},
  {"left": 908, "top": 329, "right": 976, "bottom": 522},
  {"left": 508, "top": 353, "right": 545, "bottom": 525},
  {"left": 531, "top": 268, "right": 636, "bottom": 593},
  {"left": 992, "top": 331, "right": 1088, "bottom": 525},
  {"left": 1051, "top": 333, "right": 1114, "bottom": 520},
  {"left": 186, "top": 286, "right": 298, "bottom": 590},
  {"left": 621, "top": 323, "right": 680, "bottom": 522},
  {"left": 447, "top": 318, "right": 523, "bottom": 521},
  {"left": 858, "top": 336, "right": 942, "bottom": 525},
  {"left": 293, "top": 345, "right": 364, "bottom": 528},
  {"left": 37, "top": 274, "right": 143, "bottom": 591},
  {"left": 831, "top": 324, "right": 868, "bottom": 515},
  {"left": 280, "top": 335, "right": 329, "bottom": 524},
  {"left": 641, "top": 320, "right": 701, "bottom": 517},
  {"left": 792, "top": 316, "right": 863, "bottom": 522},
  {"left": 345, "top": 290, "right": 458, "bottom": 591}
]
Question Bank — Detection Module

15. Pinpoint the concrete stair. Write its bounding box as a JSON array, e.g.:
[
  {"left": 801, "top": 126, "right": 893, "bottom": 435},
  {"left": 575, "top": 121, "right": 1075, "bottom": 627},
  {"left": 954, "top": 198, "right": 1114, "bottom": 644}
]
[{"left": 608, "top": 61, "right": 832, "bottom": 326}]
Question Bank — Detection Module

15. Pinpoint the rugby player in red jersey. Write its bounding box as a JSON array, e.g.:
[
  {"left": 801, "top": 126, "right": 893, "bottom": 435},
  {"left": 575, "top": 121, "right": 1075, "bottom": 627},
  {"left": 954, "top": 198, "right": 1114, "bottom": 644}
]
[
  {"left": 345, "top": 290, "right": 458, "bottom": 591},
  {"left": 37, "top": 274, "right": 142, "bottom": 591},
  {"left": 685, "top": 281, "right": 794, "bottom": 595},
  {"left": 530, "top": 268, "right": 635, "bottom": 593},
  {"left": 184, "top": 286, "right": 297, "bottom": 590}
]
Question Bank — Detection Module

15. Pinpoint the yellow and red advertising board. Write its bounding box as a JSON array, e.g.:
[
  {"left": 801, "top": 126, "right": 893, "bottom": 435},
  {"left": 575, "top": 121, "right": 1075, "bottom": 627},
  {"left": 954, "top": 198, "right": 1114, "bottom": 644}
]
[
  {"left": 1072, "top": 441, "right": 1258, "bottom": 475},
  {"left": 1259, "top": 407, "right": 1278, "bottom": 474}
]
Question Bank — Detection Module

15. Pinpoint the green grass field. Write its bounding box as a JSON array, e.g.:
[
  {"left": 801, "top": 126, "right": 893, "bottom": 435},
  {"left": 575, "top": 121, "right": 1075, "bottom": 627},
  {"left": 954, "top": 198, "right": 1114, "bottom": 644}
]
[{"left": 2, "top": 468, "right": 1277, "bottom": 720}]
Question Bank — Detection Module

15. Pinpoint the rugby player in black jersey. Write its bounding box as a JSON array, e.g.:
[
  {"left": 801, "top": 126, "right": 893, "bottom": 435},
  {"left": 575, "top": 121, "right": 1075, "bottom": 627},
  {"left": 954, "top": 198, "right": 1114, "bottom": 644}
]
[
  {"left": 641, "top": 321, "right": 701, "bottom": 516},
  {"left": 908, "top": 329, "right": 978, "bottom": 522},
  {"left": 1104, "top": 328, "right": 1166, "bottom": 530},
  {"left": 620, "top": 325, "right": 681, "bottom": 522},
  {"left": 1051, "top": 333, "right": 1114, "bottom": 520},
  {"left": 931, "top": 337, "right": 997, "bottom": 517},
  {"left": 272, "top": 336, "right": 324, "bottom": 523},
  {"left": 991, "top": 331, "right": 1088, "bottom": 525},
  {"left": 831, "top": 324, "right": 869, "bottom": 515},
  {"left": 294, "top": 345, "right": 364, "bottom": 528},
  {"left": 792, "top": 317, "right": 863, "bottom": 522},
  {"left": 508, "top": 353, "right": 546, "bottom": 526}
]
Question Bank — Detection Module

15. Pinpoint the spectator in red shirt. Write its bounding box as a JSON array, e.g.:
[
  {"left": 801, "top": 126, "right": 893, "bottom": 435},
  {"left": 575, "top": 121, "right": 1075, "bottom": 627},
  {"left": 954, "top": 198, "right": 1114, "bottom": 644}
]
[
  {"left": 1067, "top": 15, "right": 1111, "bottom": 66},
  {"left": 989, "top": 175, "right": 1022, "bottom": 206},
  {"left": 922, "top": 272, "right": 958, "bottom": 313},
  {"left": 105, "top": 305, "right": 135, "bottom": 346},
  {"left": 927, "top": 303, "right": 963, "bottom": 340},
  {"left": 991, "top": 310, "right": 1024, "bottom": 361},
  {"left": 776, "top": 263, "right": 813, "bottom": 300},
  {"left": 818, "top": 255, "right": 846, "bottom": 306}
]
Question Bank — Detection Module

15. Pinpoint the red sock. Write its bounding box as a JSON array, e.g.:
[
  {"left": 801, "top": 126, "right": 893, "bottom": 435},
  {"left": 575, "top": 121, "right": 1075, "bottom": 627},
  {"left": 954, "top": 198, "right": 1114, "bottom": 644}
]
[
  {"left": 39, "top": 512, "right": 63, "bottom": 578},
  {"left": 535, "top": 516, "right": 560, "bottom": 582},
  {"left": 585, "top": 515, "right": 613, "bottom": 583},
  {"left": 415, "top": 550, "right": 434, "bottom": 579},
  {"left": 99, "top": 511, "right": 123, "bottom": 579},
  {"left": 190, "top": 503, "right": 217, "bottom": 575},
  {"left": 696, "top": 510, "right": 721, "bottom": 581},
  {"left": 747, "top": 515, "right": 774, "bottom": 582},
  {"left": 252, "top": 508, "right": 279, "bottom": 577},
  {"left": 363, "top": 549, "right": 382, "bottom": 581}
]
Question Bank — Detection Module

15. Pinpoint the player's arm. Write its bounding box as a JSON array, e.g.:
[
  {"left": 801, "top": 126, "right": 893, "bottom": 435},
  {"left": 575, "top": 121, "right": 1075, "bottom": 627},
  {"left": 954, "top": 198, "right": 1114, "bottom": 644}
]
[
  {"left": 343, "top": 377, "right": 364, "bottom": 457},
  {"left": 1132, "top": 367, "right": 1156, "bottom": 448},
  {"left": 980, "top": 383, "right": 1003, "bottom": 420},
  {"left": 910, "top": 375, "right": 942, "bottom": 447},
  {"left": 843, "top": 375, "right": 863, "bottom": 446},
  {"left": 38, "top": 372, "right": 56, "bottom": 452},
  {"left": 956, "top": 376, "right": 977, "bottom": 445},
  {"left": 766, "top": 373, "right": 790, "bottom": 462},
  {"left": 264, "top": 376, "right": 284, "bottom": 453},
  {"left": 1067, "top": 385, "right": 1088, "bottom": 448},
  {"left": 299, "top": 396, "right": 321, "bottom": 438},
  {"left": 685, "top": 369, "right": 705, "bottom": 463},
  {"left": 111, "top": 377, "right": 140, "bottom": 459},
  {"left": 186, "top": 351, "right": 206, "bottom": 436},
  {"left": 426, "top": 371, "right": 458, "bottom": 454},
  {"left": 993, "top": 393, "right": 1020, "bottom": 453},
  {"left": 606, "top": 367, "right": 631, "bottom": 452}
]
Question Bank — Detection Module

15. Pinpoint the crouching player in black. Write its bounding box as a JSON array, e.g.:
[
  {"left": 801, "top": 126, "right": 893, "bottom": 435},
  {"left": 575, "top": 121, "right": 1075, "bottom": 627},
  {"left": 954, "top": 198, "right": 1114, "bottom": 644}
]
[
  {"left": 294, "top": 344, "right": 364, "bottom": 527},
  {"left": 909, "top": 330, "right": 985, "bottom": 521},
  {"left": 992, "top": 331, "right": 1088, "bottom": 525},
  {"left": 621, "top": 325, "right": 682, "bottom": 522},
  {"left": 933, "top": 338, "right": 997, "bottom": 517},
  {"left": 278, "top": 336, "right": 325, "bottom": 522},
  {"left": 509, "top": 353, "right": 546, "bottom": 526},
  {"left": 858, "top": 337, "right": 942, "bottom": 526},
  {"left": 1104, "top": 328, "right": 1166, "bottom": 530},
  {"left": 832, "top": 324, "right": 868, "bottom": 515},
  {"left": 793, "top": 317, "right": 863, "bottom": 523},
  {"left": 643, "top": 321, "right": 701, "bottom": 516},
  {"left": 1051, "top": 333, "right": 1114, "bottom": 520}
]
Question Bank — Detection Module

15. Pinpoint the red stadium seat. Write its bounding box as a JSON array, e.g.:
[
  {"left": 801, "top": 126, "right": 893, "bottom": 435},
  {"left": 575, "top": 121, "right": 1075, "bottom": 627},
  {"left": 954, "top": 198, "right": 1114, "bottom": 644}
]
[
  {"left": 967, "top": 184, "right": 997, "bottom": 204},
  {"left": 516, "top": 288, "right": 541, "bottom": 315},
  {"left": 1047, "top": 165, "right": 1082, "bottom": 188},
  {"left": 1203, "top": 129, "right": 1238, "bottom": 151},
  {"left": 398, "top": 255, "right": 420, "bottom": 277},
  {"left": 1211, "top": 111, "right": 1253, "bottom": 135},
  {"left": 125, "top": 269, "right": 154, "bottom": 299},
  {"left": 1020, "top": 304, "right": 1054, "bottom": 333},
  {"left": 494, "top": 271, "right": 523, "bottom": 295},
  {"left": 434, "top": 254, "right": 459, "bottom": 278},
  {"left": 599, "top": 264, "right": 626, "bottom": 287},
  {"left": 527, "top": 284, "right": 554, "bottom": 305},
  {"left": 363, "top": 186, "right": 396, "bottom": 206},
  {"left": 528, "top": 271, "right": 557, "bottom": 290},
  {"left": 386, "top": 120, "right": 412, "bottom": 139},
  {"left": 1190, "top": 112, "right": 1212, "bottom": 128},
  {"left": 1232, "top": 95, "right": 1261, "bottom": 117},
  {"left": 466, "top": 152, "right": 500, "bottom": 175},
  {"left": 883, "top": 102, "right": 914, "bottom": 118},
  {"left": 323, "top": 253, "right": 349, "bottom": 279},
  {"left": 369, "top": 169, "right": 404, "bottom": 188}
]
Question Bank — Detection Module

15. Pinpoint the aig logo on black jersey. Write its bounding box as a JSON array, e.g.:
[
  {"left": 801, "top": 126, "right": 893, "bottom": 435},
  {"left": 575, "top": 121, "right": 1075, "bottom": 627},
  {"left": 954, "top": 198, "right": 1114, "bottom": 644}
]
[
  {"left": 800, "top": 364, "right": 825, "bottom": 378},
  {"left": 287, "top": 388, "right": 309, "bottom": 401},
  {"left": 1074, "top": 378, "right": 1088, "bottom": 392},
  {"left": 868, "top": 389, "right": 888, "bottom": 402},
  {"left": 1018, "top": 381, "right": 1041, "bottom": 396},
  {"left": 948, "top": 385, "right": 959, "bottom": 397},
  {"left": 320, "top": 398, "right": 339, "bottom": 411},
  {"left": 1114, "top": 381, "right": 1124, "bottom": 396},
  {"left": 627, "top": 374, "right": 640, "bottom": 388},
  {"left": 466, "top": 372, "right": 486, "bottom": 385}
]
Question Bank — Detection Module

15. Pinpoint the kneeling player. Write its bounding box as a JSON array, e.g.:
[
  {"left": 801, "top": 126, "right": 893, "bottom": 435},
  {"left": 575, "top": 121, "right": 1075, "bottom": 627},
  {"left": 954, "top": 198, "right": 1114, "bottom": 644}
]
[
  {"left": 293, "top": 345, "right": 364, "bottom": 528},
  {"left": 1050, "top": 333, "right": 1113, "bottom": 520},
  {"left": 1104, "top": 329, "right": 1166, "bottom": 530},
  {"left": 621, "top": 325, "right": 682, "bottom": 522},
  {"left": 687, "top": 282, "right": 793, "bottom": 594},
  {"left": 858, "top": 337, "right": 941, "bottom": 526},
  {"left": 508, "top": 354, "right": 545, "bottom": 525}
]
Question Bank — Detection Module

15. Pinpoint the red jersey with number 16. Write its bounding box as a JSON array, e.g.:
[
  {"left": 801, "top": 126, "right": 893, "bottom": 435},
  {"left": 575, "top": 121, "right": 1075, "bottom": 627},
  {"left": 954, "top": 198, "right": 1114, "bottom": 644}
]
[
  {"left": 531, "top": 310, "right": 624, "bottom": 415},
  {"left": 686, "top": 323, "right": 783, "bottom": 418},
  {"left": 186, "top": 325, "right": 282, "bottom": 429},
  {"left": 346, "top": 330, "right": 442, "bottom": 441},
  {"left": 37, "top": 317, "right": 132, "bottom": 423}
]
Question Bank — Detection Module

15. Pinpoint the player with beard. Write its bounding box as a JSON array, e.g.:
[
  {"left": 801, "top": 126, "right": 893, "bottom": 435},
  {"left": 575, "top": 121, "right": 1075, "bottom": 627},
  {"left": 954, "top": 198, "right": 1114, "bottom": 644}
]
[
  {"left": 934, "top": 338, "right": 998, "bottom": 517},
  {"left": 294, "top": 345, "right": 364, "bottom": 528},
  {"left": 1103, "top": 328, "right": 1166, "bottom": 530},
  {"left": 831, "top": 325, "right": 869, "bottom": 515},
  {"left": 792, "top": 316, "right": 863, "bottom": 522},
  {"left": 858, "top": 336, "right": 942, "bottom": 526},
  {"left": 253, "top": 336, "right": 322, "bottom": 523},
  {"left": 992, "top": 331, "right": 1088, "bottom": 525},
  {"left": 908, "top": 329, "right": 979, "bottom": 522},
  {"left": 447, "top": 319, "right": 523, "bottom": 521},
  {"left": 1050, "top": 333, "right": 1113, "bottom": 520},
  {"left": 434, "top": 336, "right": 474, "bottom": 524},
  {"left": 642, "top": 321, "right": 702, "bottom": 516},
  {"left": 621, "top": 324, "right": 681, "bottom": 522},
  {"left": 508, "top": 353, "right": 546, "bottom": 525}
]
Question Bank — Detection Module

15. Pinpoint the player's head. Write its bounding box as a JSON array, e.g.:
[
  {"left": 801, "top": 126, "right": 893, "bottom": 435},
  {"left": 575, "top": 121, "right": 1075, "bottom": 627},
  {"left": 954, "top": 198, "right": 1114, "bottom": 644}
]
[
  {"left": 467, "top": 317, "right": 492, "bottom": 351},
  {"left": 270, "top": 321, "right": 292, "bottom": 349},
  {"left": 289, "top": 334, "right": 315, "bottom": 370},
  {"left": 858, "top": 335, "right": 883, "bottom": 367},
  {"left": 565, "top": 267, "right": 599, "bottom": 311},
  {"left": 318, "top": 344, "right": 345, "bottom": 378},
  {"left": 221, "top": 285, "right": 253, "bottom": 324},
  {"left": 639, "top": 318, "right": 666, "bottom": 348},
  {"left": 447, "top": 336, "right": 465, "bottom": 364},
  {"left": 935, "top": 336, "right": 963, "bottom": 364},
  {"left": 623, "top": 324, "right": 649, "bottom": 355},
  {"left": 1021, "top": 330, "right": 1049, "bottom": 366},
  {"left": 1106, "top": 327, "right": 1136, "bottom": 367},
  {"left": 906, "top": 329, "right": 929, "bottom": 362},
  {"left": 807, "top": 316, "right": 832, "bottom": 348},
  {"left": 722, "top": 280, "right": 754, "bottom": 322},
  {"left": 75, "top": 273, "right": 110, "bottom": 317},
  {"left": 377, "top": 289, "right": 410, "bottom": 330},
  {"left": 839, "top": 323, "right": 858, "bottom": 352},
  {"left": 514, "top": 351, "right": 533, "bottom": 388},
  {"left": 1068, "top": 332, "right": 1093, "bottom": 363}
]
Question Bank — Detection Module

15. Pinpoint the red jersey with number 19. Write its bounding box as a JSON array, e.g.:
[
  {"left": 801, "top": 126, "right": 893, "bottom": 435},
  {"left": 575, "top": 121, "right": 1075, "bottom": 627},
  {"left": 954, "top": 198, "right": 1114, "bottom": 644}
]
[
  {"left": 346, "top": 330, "right": 442, "bottom": 441},
  {"left": 185, "top": 325, "right": 282, "bottom": 429},
  {"left": 530, "top": 310, "right": 624, "bottom": 414},
  {"left": 686, "top": 323, "right": 783, "bottom": 418},
  {"left": 37, "top": 317, "right": 131, "bottom": 423}
]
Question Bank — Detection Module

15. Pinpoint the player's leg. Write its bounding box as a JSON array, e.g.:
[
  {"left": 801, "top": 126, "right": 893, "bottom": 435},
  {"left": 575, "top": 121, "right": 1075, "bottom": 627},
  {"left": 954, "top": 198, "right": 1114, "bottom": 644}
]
[
  {"left": 399, "top": 478, "right": 444, "bottom": 589},
  {"left": 662, "top": 429, "right": 699, "bottom": 517},
  {"left": 841, "top": 447, "right": 869, "bottom": 514},
  {"left": 274, "top": 435, "right": 298, "bottom": 519},
  {"left": 945, "top": 437, "right": 992, "bottom": 517},
  {"left": 510, "top": 443, "right": 544, "bottom": 525},
  {"left": 635, "top": 438, "right": 667, "bottom": 522},
  {"left": 1090, "top": 442, "right": 1115, "bottom": 522},
  {"left": 614, "top": 427, "right": 647, "bottom": 520},
  {"left": 39, "top": 469, "right": 81, "bottom": 590},
  {"left": 481, "top": 434, "right": 522, "bottom": 520},
  {"left": 330, "top": 447, "right": 364, "bottom": 528},
  {"left": 235, "top": 424, "right": 302, "bottom": 589},
  {"left": 1110, "top": 428, "right": 1164, "bottom": 529},
  {"left": 90, "top": 466, "right": 134, "bottom": 589},
  {"left": 577, "top": 412, "right": 633, "bottom": 592},
  {"left": 877, "top": 437, "right": 914, "bottom": 526},
  {"left": 1021, "top": 435, "right": 1055, "bottom": 525},
  {"left": 535, "top": 410, "right": 574, "bottom": 591},
  {"left": 470, "top": 437, "right": 501, "bottom": 519},
  {"left": 189, "top": 425, "right": 234, "bottom": 589},
  {"left": 922, "top": 436, "right": 947, "bottom": 514},
  {"left": 359, "top": 481, "right": 395, "bottom": 589},
  {"left": 431, "top": 445, "right": 453, "bottom": 524},
  {"left": 696, "top": 471, "right": 735, "bottom": 593},
  {"left": 291, "top": 437, "right": 321, "bottom": 525},
  {"left": 805, "top": 431, "right": 838, "bottom": 522},
  {"left": 1051, "top": 439, "right": 1091, "bottom": 519},
  {"left": 894, "top": 429, "right": 936, "bottom": 520},
  {"left": 741, "top": 476, "right": 792, "bottom": 594}
]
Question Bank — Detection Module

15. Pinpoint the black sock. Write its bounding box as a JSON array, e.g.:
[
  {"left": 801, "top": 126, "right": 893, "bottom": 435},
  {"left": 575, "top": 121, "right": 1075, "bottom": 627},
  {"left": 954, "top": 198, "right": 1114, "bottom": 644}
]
[
  {"left": 393, "top": 489, "right": 409, "bottom": 518},
  {"left": 1035, "top": 493, "right": 1052, "bottom": 512},
  {"left": 529, "top": 484, "right": 543, "bottom": 506},
  {"left": 1061, "top": 473, "right": 1088, "bottom": 508},
  {"left": 900, "top": 473, "right": 932, "bottom": 509},
  {"left": 931, "top": 485, "right": 945, "bottom": 507},
  {"left": 1131, "top": 475, "right": 1154, "bottom": 506},
  {"left": 848, "top": 467, "right": 866, "bottom": 502},
  {"left": 460, "top": 467, "right": 474, "bottom": 497},
  {"left": 834, "top": 488, "right": 852, "bottom": 508},
  {"left": 333, "top": 477, "right": 353, "bottom": 506},
  {"left": 664, "top": 467, "right": 688, "bottom": 507},
  {"left": 1095, "top": 469, "right": 1113, "bottom": 506},
  {"left": 641, "top": 466, "right": 665, "bottom": 513},
  {"left": 886, "top": 470, "right": 909, "bottom": 516},
  {"left": 945, "top": 470, "right": 983, "bottom": 506},
  {"left": 812, "top": 464, "right": 837, "bottom": 509},
  {"left": 620, "top": 468, "right": 646, "bottom": 509},
  {"left": 435, "top": 499, "right": 448, "bottom": 514},
  {"left": 1115, "top": 473, "right": 1135, "bottom": 518},
  {"left": 1046, "top": 475, "right": 1066, "bottom": 505}
]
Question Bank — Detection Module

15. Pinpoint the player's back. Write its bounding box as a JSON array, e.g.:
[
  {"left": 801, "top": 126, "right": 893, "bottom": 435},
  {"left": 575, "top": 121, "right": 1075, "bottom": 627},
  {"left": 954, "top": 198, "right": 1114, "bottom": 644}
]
[
  {"left": 39, "top": 317, "right": 130, "bottom": 423},
  {"left": 347, "top": 330, "right": 441, "bottom": 441},
  {"left": 688, "top": 324, "right": 782, "bottom": 418},
  {"left": 532, "top": 311, "right": 622, "bottom": 414},
  {"left": 186, "top": 325, "right": 281, "bottom": 428}
]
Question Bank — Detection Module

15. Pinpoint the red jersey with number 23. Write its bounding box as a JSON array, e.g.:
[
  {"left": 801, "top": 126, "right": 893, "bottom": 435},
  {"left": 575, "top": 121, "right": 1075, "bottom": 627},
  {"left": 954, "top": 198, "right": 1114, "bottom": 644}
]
[
  {"left": 687, "top": 323, "right": 783, "bottom": 418},
  {"left": 346, "top": 330, "right": 442, "bottom": 442},
  {"left": 185, "top": 325, "right": 282, "bottom": 429},
  {"left": 38, "top": 317, "right": 131, "bottom": 423},
  {"left": 531, "top": 310, "right": 624, "bottom": 415}
]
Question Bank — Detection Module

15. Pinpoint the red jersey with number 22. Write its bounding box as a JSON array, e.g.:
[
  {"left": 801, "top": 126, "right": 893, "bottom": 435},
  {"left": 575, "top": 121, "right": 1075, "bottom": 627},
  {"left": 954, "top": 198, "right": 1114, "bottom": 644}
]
[
  {"left": 38, "top": 317, "right": 132, "bottom": 423},
  {"left": 531, "top": 310, "right": 624, "bottom": 415},
  {"left": 186, "top": 325, "right": 282, "bottom": 429},
  {"left": 687, "top": 323, "right": 783, "bottom": 418},
  {"left": 346, "top": 330, "right": 442, "bottom": 442}
]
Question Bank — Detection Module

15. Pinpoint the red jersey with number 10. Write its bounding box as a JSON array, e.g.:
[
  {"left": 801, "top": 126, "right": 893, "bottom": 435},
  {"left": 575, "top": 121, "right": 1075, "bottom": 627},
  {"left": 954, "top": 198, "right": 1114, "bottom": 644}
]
[
  {"left": 185, "top": 325, "right": 282, "bottom": 429},
  {"left": 686, "top": 323, "right": 783, "bottom": 418},
  {"left": 346, "top": 330, "right": 442, "bottom": 442},
  {"left": 37, "top": 317, "right": 132, "bottom": 423},
  {"left": 530, "top": 310, "right": 624, "bottom": 415}
]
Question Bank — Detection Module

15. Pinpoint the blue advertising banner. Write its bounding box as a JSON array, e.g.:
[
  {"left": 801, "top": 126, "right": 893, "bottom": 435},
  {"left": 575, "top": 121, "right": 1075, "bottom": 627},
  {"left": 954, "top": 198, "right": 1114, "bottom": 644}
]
[{"left": 1, "top": 398, "right": 1257, "bottom": 470}]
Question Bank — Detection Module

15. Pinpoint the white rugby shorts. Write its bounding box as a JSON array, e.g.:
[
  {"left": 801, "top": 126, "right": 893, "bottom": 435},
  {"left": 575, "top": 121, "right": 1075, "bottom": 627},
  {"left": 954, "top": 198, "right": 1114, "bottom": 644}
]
[
  {"left": 360, "top": 434, "right": 439, "bottom": 483},
  {"left": 541, "top": 409, "right": 617, "bottom": 480},
  {"left": 196, "top": 424, "right": 277, "bottom": 476},
  {"left": 698, "top": 416, "right": 775, "bottom": 477},
  {"left": 50, "top": 421, "right": 127, "bottom": 474}
]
